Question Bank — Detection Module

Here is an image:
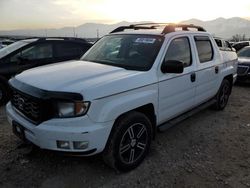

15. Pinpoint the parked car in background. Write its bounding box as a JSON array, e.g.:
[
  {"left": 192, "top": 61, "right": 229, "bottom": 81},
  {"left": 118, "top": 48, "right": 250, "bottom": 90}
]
[
  {"left": 214, "top": 37, "right": 234, "bottom": 51},
  {"left": 0, "top": 37, "right": 92, "bottom": 104},
  {"left": 232, "top": 41, "right": 250, "bottom": 52},
  {"left": 2, "top": 39, "right": 15, "bottom": 47},
  {"left": 6, "top": 23, "right": 237, "bottom": 172},
  {"left": 237, "top": 46, "right": 250, "bottom": 82},
  {"left": 229, "top": 41, "right": 235, "bottom": 47},
  {"left": 214, "top": 37, "right": 237, "bottom": 68},
  {"left": 0, "top": 39, "right": 15, "bottom": 49}
]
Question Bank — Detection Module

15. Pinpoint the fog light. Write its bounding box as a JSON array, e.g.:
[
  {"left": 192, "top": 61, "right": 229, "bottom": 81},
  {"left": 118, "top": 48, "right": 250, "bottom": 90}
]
[
  {"left": 73, "top": 141, "right": 88, "bottom": 149},
  {"left": 57, "top": 140, "right": 70, "bottom": 149}
]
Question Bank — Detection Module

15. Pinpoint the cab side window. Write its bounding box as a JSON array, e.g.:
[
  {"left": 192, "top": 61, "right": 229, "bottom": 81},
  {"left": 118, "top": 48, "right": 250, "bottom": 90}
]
[
  {"left": 194, "top": 36, "right": 213, "bottom": 63},
  {"left": 10, "top": 43, "right": 53, "bottom": 63},
  {"left": 164, "top": 37, "right": 192, "bottom": 67}
]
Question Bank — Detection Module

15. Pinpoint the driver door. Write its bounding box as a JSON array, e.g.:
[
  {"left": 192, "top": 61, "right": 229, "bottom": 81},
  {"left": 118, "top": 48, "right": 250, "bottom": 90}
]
[
  {"left": 158, "top": 36, "right": 196, "bottom": 124},
  {"left": 8, "top": 42, "right": 53, "bottom": 75}
]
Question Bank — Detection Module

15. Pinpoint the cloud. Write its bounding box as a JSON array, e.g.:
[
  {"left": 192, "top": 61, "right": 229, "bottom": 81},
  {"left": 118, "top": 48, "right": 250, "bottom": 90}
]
[
  {"left": 1, "top": 0, "right": 250, "bottom": 30},
  {"left": 0, "top": 0, "right": 82, "bottom": 29}
]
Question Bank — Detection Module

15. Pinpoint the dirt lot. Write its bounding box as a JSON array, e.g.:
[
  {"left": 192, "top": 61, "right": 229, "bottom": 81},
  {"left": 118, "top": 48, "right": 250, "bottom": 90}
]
[{"left": 0, "top": 84, "right": 250, "bottom": 188}]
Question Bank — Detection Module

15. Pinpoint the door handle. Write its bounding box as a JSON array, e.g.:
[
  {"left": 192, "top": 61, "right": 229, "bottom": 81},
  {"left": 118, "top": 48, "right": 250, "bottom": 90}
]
[
  {"left": 215, "top": 66, "right": 219, "bottom": 74},
  {"left": 190, "top": 73, "right": 196, "bottom": 82}
]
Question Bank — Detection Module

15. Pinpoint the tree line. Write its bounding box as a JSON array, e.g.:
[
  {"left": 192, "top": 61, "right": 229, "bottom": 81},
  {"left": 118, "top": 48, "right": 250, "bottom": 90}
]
[{"left": 230, "top": 34, "right": 250, "bottom": 42}]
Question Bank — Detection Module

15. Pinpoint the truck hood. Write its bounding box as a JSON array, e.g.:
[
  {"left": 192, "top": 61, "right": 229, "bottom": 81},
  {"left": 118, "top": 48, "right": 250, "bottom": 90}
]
[{"left": 16, "top": 60, "right": 156, "bottom": 100}]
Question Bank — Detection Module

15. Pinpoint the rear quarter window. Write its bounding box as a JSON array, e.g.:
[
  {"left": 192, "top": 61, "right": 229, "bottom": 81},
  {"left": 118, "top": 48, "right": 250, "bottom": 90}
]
[
  {"left": 215, "top": 39, "right": 222, "bottom": 47},
  {"left": 194, "top": 36, "right": 213, "bottom": 63}
]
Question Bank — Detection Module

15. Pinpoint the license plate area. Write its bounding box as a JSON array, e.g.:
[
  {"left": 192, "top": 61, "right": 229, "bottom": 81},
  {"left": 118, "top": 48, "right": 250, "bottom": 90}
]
[{"left": 12, "top": 121, "right": 26, "bottom": 141}]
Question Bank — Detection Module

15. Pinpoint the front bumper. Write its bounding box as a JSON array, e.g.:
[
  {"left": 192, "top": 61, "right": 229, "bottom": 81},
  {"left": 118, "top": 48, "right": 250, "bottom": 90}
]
[
  {"left": 6, "top": 102, "right": 113, "bottom": 155},
  {"left": 233, "top": 73, "right": 237, "bottom": 84},
  {"left": 237, "top": 65, "right": 250, "bottom": 82},
  {"left": 237, "top": 73, "right": 250, "bottom": 82}
]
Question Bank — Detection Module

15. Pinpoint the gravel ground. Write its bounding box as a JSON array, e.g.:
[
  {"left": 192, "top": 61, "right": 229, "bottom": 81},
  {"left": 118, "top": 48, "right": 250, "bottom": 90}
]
[{"left": 0, "top": 84, "right": 250, "bottom": 188}]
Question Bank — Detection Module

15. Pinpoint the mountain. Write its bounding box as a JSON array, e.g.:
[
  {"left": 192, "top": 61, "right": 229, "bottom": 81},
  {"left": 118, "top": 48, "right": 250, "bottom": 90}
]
[
  {"left": 181, "top": 17, "right": 250, "bottom": 38},
  {"left": 0, "top": 21, "right": 144, "bottom": 39},
  {"left": 0, "top": 17, "right": 250, "bottom": 39}
]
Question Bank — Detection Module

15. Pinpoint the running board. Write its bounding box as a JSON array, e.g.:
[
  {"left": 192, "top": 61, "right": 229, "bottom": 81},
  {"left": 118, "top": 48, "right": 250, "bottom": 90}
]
[{"left": 158, "top": 99, "right": 216, "bottom": 132}]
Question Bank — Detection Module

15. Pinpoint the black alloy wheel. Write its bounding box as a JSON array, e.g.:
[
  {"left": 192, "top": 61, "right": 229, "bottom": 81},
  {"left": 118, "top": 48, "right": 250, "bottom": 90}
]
[
  {"left": 103, "top": 111, "right": 152, "bottom": 172},
  {"left": 213, "top": 79, "right": 231, "bottom": 110},
  {"left": 119, "top": 122, "right": 148, "bottom": 165}
]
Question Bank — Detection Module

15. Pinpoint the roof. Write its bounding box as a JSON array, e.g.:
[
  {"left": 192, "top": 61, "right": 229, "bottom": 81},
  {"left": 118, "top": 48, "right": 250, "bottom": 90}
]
[
  {"left": 20, "top": 37, "right": 89, "bottom": 43},
  {"left": 37, "top": 37, "right": 88, "bottom": 43},
  {"left": 110, "top": 23, "right": 207, "bottom": 36},
  {"left": 233, "top": 41, "right": 250, "bottom": 44},
  {"left": 21, "top": 38, "right": 38, "bottom": 43}
]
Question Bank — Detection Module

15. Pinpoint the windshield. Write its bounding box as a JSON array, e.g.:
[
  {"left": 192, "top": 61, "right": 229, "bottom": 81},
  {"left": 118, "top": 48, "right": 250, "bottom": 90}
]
[
  {"left": 0, "top": 41, "right": 29, "bottom": 58},
  {"left": 237, "top": 47, "right": 250, "bottom": 58},
  {"left": 81, "top": 34, "right": 164, "bottom": 71}
]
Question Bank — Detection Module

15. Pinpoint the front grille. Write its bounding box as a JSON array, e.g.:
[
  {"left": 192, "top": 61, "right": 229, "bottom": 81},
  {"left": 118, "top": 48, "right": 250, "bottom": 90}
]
[
  {"left": 9, "top": 78, "right": 83, "bottom": 124},
  {"left": 237, "top": 66, "right": 249, "bottom": 76},
  {"left": 11, "top": 89, "right": 42, "bottom": 124}
]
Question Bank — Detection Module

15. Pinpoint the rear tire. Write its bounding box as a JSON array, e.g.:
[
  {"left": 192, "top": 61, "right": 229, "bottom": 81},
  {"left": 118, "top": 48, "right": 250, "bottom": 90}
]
[
  {"left": 103, "top": 111, "right": 152, "bottom": 172},
  {"left": 213, "top": 79, "right": 231, "bottom": 110}
]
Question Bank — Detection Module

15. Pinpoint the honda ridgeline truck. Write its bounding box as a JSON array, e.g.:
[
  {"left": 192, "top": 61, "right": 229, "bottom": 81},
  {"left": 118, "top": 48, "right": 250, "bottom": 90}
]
[{"left": 6, "top": 24, "right": 237, "bottom": 172}]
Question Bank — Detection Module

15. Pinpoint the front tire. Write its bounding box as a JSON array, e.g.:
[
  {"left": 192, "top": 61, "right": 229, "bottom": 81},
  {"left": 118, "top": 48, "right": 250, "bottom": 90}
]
[
  {"left": 103, "top": 111, "right": 152, "bottom": 172},
  {"left": 0, "top": 83, "right": 9, "bottom": 105},
  {"left": 213, "top": 79, "right": 231, "bottom": 110}
]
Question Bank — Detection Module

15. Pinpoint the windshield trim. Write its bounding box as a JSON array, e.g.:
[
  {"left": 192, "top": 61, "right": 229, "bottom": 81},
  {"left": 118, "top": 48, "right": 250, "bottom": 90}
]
[{"left": 83, "top": 59, "right": 151, "bottom": 71}]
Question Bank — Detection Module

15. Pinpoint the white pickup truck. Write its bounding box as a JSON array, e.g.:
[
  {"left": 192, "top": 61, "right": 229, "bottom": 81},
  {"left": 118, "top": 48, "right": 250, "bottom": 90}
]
[{"left": 6, "top": 24, "right": 237, "bottom": 172}]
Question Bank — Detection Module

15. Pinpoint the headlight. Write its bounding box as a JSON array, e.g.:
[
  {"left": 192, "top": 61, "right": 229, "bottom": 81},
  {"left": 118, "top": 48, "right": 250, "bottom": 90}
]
[{"left": 56, "top": 101, "right": 90, "bottom": 118}]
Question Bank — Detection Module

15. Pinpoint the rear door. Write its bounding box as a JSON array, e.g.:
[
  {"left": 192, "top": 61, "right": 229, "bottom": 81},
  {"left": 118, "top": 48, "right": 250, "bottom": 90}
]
[
  {"left": 158, "top": 35, "right": 197, "bottom": 124},
  {"left": 193, "top": 35, "right": 219, "bottom": 105},
  {"left": 54, "top": 41, "right": 90, "bottom": 62}
]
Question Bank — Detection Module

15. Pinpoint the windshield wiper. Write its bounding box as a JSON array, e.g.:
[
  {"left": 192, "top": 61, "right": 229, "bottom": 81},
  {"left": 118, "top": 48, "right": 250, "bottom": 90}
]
[
  {"left": 89, "top": 59, "right": 130, "bottom": 70},
  {"left": 82, "top": 59, "right": 147, "bottom": 71}
]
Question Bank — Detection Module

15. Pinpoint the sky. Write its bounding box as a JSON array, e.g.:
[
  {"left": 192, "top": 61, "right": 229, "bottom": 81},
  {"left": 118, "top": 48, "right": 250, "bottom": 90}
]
[{"left": 1, "top": 0, "right": 250, "bottom": 30}]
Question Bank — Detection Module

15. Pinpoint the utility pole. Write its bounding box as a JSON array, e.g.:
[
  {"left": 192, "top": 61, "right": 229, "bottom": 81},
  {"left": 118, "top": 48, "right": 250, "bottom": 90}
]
[
  {"left": 97, "top": 29, "right": 99, "bottom": 39},
  {"left": 73, "top": 27, "right": 76, "bottom": 37}
]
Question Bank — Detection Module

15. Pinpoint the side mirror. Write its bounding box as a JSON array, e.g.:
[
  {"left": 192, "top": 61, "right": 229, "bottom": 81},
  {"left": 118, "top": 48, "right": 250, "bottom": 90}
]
[{"left": 161, "top": 60, "right": 184, "bottom": 74}]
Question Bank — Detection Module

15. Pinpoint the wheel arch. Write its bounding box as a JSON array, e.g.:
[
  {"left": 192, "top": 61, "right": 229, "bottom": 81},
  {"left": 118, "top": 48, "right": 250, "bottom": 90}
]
[
  {"left": 114, "top": 103, "right": 156, "bottom": 138},
  {"left": 105, "top": 103, "right": 157, "bottom": 150},
  {"left": 223, "top": 74, "right": 233, "bottom": 94},
  {"left": 133, "top": 104, "right": 156, "bottom": 139}
]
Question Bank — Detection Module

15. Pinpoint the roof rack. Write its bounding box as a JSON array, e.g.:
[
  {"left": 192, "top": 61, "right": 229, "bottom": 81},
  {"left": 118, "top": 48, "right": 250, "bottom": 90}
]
[
  {"left": 36, "top": 37, "right": 87, "bottom": 42},
  {"left": 110, "top": 23, "right": 206, "bottom": 34}
]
